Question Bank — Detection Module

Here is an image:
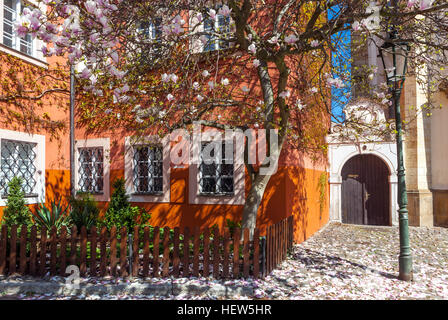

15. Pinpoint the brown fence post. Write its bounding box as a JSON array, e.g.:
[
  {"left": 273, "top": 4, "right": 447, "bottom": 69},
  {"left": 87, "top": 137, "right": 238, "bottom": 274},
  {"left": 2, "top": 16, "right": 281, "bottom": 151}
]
[
  {"left": 59, "top": 226, "right": 67, "bottom": 276},
  {"left": 152, "top": 226, "right": 160, "bottom": 278},
  {"left": 172, "top": 227, "right": 180, "bottom": 277},
  {"left": 9, "top": 225, "right": 17, "bottom": 275},
  {"left": 119, "top": 227, "right": 127, "bottom": 278},
  {"left": 39, "top": 226, "right": 47, "bottom": 276},
  {"left": 110, "top": 226, "right": 117, "bottom": 277},
  {"left": 99, "top": 227, "right": 107, "bottom": 277},
  {"left": 266, "top": 225, "right": 272, "bottom": 275},
  {"left": 90, "top": 226, "right": 97, "bottom": 277},
  {"left": 132, "top": 226, "right": 139, "bottom": 277},
  {"left": 19, "top": 227, "right": 26, "bottom": 273},
  {"left": 162, "top": 227, "right": 170, "bottom": 278},
  {"left": 223, "top": 228, "right": 230, "bottom": 279},
  {"left": 243, "top": 228, "right": 250, "bottom": 278},
  {"left": 233, "top": 228, "right": 240, "bottom": 278},
  {"left": 0, "top": 225, "right": 6, "bottom": 275},
  {"left": 19, "top": 225, "right": 27, "bottom": 275},
  {"left": 182, "top": 227, "right": 190, "bottom": 277},
  {"left": 203, "top": 228, "right": 210, "bottom": 278},
  {"left": 80, "top": 226, "right": 87, "bottom": 277},
  {"left": 69, "top": 226, "right": 77, "bottom": 267},
  {"left": 253, "top": 228, "right": 260, "bottom": 279},
  {"left": 213, "top": 227, "right": 220, "bottom": 279},
  {"left": 29, "top": 226, "right": 37, "bottom": 276},
  {"left": 142, "top": 226, "right": 150, "bottom": 278},
  {"left": 50, "top": 226, "right": 57, "bottom": 276},
  {"left": 192, "top": 227, "right": 199, "bottom": 278}
]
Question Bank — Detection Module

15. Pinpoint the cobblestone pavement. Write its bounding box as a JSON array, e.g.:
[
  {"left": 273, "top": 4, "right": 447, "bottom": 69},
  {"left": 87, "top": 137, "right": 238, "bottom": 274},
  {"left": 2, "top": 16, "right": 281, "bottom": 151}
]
[
  {"left": 1, "top": 222, "right": 447, "bottom": 300},
  {"left": 254, "top": 222, "right": 448, "bottom": 299}
]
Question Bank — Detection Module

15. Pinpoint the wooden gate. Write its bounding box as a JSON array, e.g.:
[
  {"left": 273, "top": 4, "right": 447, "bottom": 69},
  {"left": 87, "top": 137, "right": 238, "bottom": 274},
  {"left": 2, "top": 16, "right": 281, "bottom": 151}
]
[{"left": 341, "top": 154, "right": 390, "bottom": 226}]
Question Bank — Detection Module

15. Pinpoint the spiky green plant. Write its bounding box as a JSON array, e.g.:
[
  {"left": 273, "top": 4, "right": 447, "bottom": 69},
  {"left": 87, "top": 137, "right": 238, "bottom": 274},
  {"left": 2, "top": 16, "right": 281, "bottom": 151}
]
[{"left": 34, "top": 198, "right": 69, "bottom": 231}]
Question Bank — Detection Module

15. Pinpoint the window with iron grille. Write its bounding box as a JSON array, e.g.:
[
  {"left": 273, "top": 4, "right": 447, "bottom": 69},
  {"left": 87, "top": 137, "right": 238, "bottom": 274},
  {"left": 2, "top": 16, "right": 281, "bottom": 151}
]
[
  {"left": 199, "top": 141, "right": 234, "bottom": 195},
  {"left": 0, "top": 139, "right": 37, "bottom": 197},
  {"left": 3, "top": 0, "right": 34, "bottom": 56},
  {"left": 203, "top": 11, "right": 231, "bottom": 52},
  {"left": 133, "top": 145, "right": 163, "bottom": 194},
  {"left": 78, "top": 147, "right": 104, "bottom": 194}
]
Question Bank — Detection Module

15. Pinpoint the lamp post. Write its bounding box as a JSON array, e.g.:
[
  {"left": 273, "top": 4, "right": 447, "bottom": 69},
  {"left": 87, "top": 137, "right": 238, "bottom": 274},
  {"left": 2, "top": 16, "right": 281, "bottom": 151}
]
[{"left": 379, "top": 30, "right": 413, "bottom": 281}]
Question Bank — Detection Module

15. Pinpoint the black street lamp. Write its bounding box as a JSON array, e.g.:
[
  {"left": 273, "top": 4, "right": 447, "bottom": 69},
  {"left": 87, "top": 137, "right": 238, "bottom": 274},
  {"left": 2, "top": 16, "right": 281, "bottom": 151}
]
[{"left": 379, "top": 30, "right": 413, "bottom": 281}]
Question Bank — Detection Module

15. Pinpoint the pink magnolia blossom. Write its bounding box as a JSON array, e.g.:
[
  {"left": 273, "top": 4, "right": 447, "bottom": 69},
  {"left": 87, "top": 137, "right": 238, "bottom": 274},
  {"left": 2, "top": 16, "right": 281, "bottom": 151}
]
[
  {"left": 196, "top": 94, "right": 204, "bottom": 102},
  {"left": 167, "top": 94, "right": 174, "bottom": 101},
  {"left": 80, "top": 68, "right": 92, "bottom": 79},
  {"left": 85, "top": 1, "right": 96, "bottom": 14},
  {"left": 253, "top": 59, "right": 261, "bottom": 68},
  {"left": 420, "top": 0, "right": 434, "bottom": 10},
  {"left": 352, "top": 21, "right": 361, "bottom": 31},
  {"left": 202, "top": 70, "right": 210, "bottom": 77},
  {"left": 218, "top": 5, "right": 232, "bottom": 17},
  {"left": 285, "top": 34, "right": 298, "bottom": 44},
  {"left": 209, "top": 9, "right": 217, "bottom": 20}
]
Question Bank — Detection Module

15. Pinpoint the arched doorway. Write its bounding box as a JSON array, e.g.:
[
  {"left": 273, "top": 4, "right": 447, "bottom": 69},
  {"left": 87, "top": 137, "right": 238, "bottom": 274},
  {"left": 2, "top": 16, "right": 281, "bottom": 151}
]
[{"left": 341, "top": 154, "right": 390, "bottom": 226}]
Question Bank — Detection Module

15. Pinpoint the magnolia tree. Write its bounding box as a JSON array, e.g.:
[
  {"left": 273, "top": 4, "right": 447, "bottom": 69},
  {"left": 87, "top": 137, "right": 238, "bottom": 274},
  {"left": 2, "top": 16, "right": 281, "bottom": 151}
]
[{"left": 14, "top": 0, "right": 448, "bottom": 233}]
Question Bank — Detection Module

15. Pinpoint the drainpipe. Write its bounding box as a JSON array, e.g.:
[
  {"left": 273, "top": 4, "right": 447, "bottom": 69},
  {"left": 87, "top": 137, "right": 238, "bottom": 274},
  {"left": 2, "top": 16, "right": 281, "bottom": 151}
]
[{"left": 70, "top": 65, "right": 76, "bottom": 198}]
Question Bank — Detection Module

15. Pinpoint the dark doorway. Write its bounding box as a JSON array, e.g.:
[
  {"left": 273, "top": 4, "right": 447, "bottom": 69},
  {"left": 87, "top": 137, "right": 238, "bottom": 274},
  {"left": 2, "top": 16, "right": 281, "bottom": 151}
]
[{"left": 341, "top": 154, "right": 390, "bottom": 226}]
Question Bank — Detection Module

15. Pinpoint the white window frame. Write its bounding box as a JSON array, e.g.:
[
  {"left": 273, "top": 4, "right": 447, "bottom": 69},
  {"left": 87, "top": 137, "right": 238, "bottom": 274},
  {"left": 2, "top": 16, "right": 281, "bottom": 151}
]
[
  {"left": 0, "top": 128, "right": 45, "bottom": 206},
  {"left": 0, "top": 0, "right": 47, "bottom": 67},
  {"left": 74, "top": 138, "right": 110, "bottom": 202},
  {"left": 189, "top": 132, "right": 245, "bottom": 205},
  {"left": 125, "top": 136, "right": 170, "bottom": 203},
  {"left": 189, "top": 9, "right": 233, "bottom": 54}
]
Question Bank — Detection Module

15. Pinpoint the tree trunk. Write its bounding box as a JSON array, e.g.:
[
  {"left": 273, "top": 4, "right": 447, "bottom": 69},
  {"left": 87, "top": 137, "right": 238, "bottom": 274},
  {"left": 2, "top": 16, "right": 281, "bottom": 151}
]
[
  {"left": 241, "top": 173, "right": 272, "bottom": 238},
  {"left": 241, "top": 139, "right": 282, "bottom": 238}
]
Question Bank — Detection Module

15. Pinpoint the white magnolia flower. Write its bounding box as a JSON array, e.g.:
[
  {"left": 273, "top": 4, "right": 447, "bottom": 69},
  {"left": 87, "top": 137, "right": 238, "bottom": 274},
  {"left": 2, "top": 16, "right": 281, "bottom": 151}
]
[
  {"left": 248, "top": 43, "right": 256, "bottom": 54},
  {"left": 202, "top": 70, "right": 210, "bottom": 77},
  {"left": 221, "top": 78, "right": 229, "bottom": 86},
  {"left": 352, "top": 21, "right": 361, "bottom": 31},
  {"left": 268, "top": 35, "right": 279, "bottom": 45},
  {"left": 167, "top": 94, "right": 174, "bottom": 101},
  {"left": 279, "top": 90, "right": 290, "bottom": 99},
  {"left": 196, "top": 94, "right": 204, "bottom": 102},
  {"left": 193, "top": 82, "right": 200, "bottom": 90},
  {"left": 208, "top": 81, "right": 215, "bottom": 90},
  {"left": 310, "top": 87, "right": 318, "bottom": 93},
  {"left": 253, "top": 59, "right": 261, "bottom": 68},
  {"left": 310, "top": 40, "right": 319, "bottom": 47}
]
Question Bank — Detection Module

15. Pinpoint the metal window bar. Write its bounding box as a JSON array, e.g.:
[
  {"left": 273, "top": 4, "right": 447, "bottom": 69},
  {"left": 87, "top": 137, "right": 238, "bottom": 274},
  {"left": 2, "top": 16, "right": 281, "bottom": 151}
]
[
  {"left": 0, "top": 139, "right": 37, "bottom": 197},
  {"left": 78, "top": 147, "right": 104, "bottom": 194},
  {"left": 133, "top": 145, "right": 163, "bottom": 194},
  {"left": 199, "top": 141, "right": 234, "bottom": 195}
]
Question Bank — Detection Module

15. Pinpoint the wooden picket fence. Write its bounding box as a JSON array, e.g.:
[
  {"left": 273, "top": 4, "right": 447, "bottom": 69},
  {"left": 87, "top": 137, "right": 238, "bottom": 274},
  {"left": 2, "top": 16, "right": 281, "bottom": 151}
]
[{"left": 0, "top": 216, "right": 293, "bottom": 279}]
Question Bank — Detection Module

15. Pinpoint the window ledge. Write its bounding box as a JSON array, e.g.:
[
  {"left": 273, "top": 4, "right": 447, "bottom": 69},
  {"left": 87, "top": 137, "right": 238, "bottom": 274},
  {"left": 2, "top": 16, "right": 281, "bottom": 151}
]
[{"left": 0, "top": 43, "right": 48, "bottom": 69}]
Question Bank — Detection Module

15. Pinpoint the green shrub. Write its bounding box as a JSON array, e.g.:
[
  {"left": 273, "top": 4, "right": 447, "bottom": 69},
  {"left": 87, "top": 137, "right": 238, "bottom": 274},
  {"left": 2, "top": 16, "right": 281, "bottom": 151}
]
[
  {"left": 69, "top": 192, "right": 99, "bottom": 232},
  {"left": 226, "top": 218, "right": 242, "bottom": 235},
  {"left": 34, "top": 198, "right": 69, "bottom": 231},
  {"left": 100, "top": 178, "right": 151, "bottom": 231},
  {"left": 1, "top": 177, "right": 33, "bottom": 227}
]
